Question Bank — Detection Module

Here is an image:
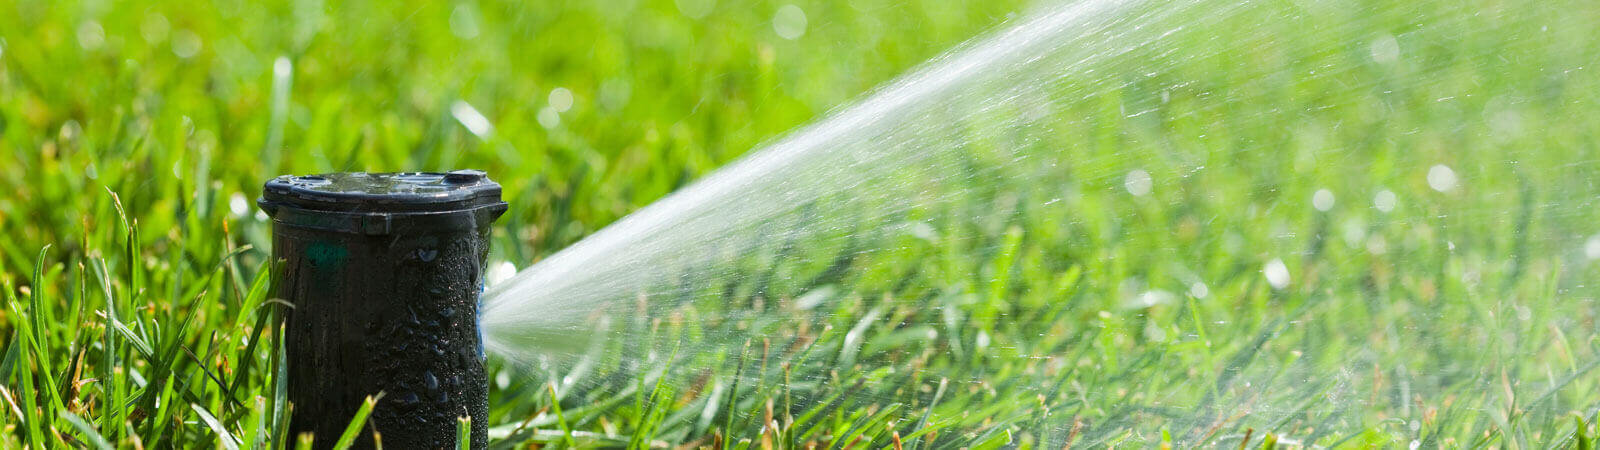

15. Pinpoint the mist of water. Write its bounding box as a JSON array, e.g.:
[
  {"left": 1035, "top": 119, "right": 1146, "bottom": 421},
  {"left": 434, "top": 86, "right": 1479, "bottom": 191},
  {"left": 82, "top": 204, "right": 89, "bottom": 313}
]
[{"left": 481, "top": 0, "right": 1600, "bottom": 445}]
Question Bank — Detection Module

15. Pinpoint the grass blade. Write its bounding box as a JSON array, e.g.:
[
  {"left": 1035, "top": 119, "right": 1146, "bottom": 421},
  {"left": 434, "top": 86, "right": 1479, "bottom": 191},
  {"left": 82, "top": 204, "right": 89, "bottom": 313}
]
[
  {"left": 60, "top": 410, "right": 113, "bottom": 450},
  {"left": 194, "top": 402, "right": 243, "bottom": 450},
  {"left": 333, "top": 394, "right": 383, "bottom": 450}
]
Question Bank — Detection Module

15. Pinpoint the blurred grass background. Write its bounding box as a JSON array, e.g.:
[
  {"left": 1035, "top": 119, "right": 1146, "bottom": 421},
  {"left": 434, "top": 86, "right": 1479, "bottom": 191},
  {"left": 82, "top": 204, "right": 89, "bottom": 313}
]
[
  {"left": 0, "top": 0, "right": 1025, "bottom": 261},
  {"left": 5, "top": 0, "right": 1600, "bottom": 447}
]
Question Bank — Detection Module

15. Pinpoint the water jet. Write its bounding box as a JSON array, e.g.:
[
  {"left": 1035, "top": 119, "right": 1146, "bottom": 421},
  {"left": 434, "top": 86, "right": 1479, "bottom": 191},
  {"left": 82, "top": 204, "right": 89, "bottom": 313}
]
[{"left": 258, "top": 170, "right": 506, "bottom": 449}]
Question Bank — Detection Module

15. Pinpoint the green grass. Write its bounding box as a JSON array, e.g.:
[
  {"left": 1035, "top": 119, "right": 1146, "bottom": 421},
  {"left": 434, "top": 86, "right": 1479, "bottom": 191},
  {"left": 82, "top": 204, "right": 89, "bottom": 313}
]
[{"left": 4, "top": 0, "right": 1600, "bottom": 447}]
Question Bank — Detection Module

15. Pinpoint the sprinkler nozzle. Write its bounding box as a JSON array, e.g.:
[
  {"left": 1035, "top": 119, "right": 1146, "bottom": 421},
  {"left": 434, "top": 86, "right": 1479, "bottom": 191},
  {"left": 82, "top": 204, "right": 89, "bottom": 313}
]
[{"left": 259, "top": 171, "right": 506, "bottom": 449}]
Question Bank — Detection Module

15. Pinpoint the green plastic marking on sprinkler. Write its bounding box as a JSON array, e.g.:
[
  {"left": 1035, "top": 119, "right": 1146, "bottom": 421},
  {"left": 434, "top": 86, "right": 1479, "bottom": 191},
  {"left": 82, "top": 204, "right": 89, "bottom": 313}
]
[{"left": 306, "top": 241, "right": 348, "bottom": 269}]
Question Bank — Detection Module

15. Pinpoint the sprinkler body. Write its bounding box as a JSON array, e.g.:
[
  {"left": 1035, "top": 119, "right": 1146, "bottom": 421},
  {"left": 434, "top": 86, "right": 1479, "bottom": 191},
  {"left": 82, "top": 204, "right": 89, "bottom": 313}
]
[{"left": 259, "top": 171, "right": 506, "bottom": 449}]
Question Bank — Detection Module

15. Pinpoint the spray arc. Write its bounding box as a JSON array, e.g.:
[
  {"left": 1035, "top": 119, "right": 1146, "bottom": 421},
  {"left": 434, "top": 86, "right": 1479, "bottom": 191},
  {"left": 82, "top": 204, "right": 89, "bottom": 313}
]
[{"left": 259, "top": 170, "right": 505, "bottom": 449}]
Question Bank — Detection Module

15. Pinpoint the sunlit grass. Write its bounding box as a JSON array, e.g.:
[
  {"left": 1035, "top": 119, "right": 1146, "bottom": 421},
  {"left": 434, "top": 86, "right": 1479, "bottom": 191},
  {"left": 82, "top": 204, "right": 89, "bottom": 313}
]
[{"left": 3, "top": 0, "right": 1600, "bottom": 447}]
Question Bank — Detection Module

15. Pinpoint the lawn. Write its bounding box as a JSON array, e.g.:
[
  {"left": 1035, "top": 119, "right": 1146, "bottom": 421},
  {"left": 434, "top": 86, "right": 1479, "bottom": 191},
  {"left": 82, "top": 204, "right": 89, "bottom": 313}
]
[{"left": 4, "top": 0, "right": 1600, "bottom": 448}]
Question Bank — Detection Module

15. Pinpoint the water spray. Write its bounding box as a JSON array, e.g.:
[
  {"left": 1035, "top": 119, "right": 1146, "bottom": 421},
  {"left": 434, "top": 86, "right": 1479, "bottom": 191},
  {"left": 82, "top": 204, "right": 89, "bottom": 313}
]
[{"left": 258, "top": 170, "right": 506, "bottom": 449}]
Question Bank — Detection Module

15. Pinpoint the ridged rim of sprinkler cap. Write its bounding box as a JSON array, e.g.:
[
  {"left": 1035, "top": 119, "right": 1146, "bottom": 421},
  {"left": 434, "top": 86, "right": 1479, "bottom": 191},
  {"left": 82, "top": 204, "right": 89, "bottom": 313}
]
[
  {"left": 257, "top": 171, "right": 507, "bottom": 235},
  {"left": 259, "top": 170, "right": 503, "bottom": 214}
]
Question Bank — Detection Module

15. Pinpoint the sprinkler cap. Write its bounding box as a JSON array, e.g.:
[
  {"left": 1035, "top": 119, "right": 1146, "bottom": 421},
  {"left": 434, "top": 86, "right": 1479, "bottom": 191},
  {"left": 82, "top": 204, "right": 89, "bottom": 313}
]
[{"left": 258, "top": 171, "right": 508, "bottom": 235}]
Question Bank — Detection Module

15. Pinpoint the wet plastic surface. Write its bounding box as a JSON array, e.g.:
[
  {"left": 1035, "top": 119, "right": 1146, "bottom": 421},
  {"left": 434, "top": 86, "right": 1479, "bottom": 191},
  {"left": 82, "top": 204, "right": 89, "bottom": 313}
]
[{"left": 260, "top": 171, "right": 506, "bottom": 449}]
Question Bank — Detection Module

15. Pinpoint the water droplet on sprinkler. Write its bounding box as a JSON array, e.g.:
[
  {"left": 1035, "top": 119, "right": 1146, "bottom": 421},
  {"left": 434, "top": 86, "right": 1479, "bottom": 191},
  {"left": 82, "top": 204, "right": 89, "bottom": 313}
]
[
  {"left": 423, "top": 371, "right": 439, "bottom": 390},
  {"left": 1312, "top": 189, "right": 1335, "bottom": 212},
  {"left": 1124, "top": 169, "right": 1152, "bottom": 197},
  {"left": 1263, "top": 258, "right": 1290, "bottom": 290},
  {"left": 1428, "top": 164, "right": 1457, "bottom": 192}
]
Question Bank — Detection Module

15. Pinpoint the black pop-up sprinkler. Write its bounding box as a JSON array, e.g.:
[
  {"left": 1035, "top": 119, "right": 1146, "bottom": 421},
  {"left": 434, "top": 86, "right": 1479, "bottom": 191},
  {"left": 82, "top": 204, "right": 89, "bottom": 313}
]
[{"left": 258, "top": 170, "right": 506, "bottom": 449}]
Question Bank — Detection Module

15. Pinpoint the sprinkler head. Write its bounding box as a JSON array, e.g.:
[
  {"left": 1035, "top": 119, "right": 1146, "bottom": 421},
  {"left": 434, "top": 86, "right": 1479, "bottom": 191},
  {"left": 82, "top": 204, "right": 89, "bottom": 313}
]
[{"left": 259, "top": 171, "right": 506, "bottom": 449}]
